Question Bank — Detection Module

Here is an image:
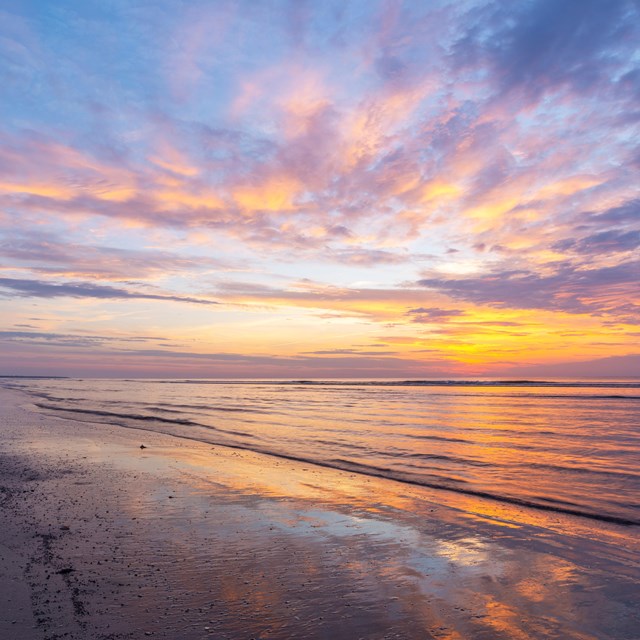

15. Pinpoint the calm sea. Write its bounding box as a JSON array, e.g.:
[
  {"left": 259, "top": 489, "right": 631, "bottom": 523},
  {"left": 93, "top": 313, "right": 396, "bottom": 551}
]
[{"left": 4, "top": 378, "right": 640, "bottom": 526}]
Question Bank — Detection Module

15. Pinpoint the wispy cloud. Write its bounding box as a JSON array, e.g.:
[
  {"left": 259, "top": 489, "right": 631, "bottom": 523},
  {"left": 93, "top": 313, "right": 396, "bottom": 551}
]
[
  {"left": 0, "top": 278, "right": 218, "bottom": 305},
  {"left": 0, "top": 230, "right": 232, "bottom": 279},
  {"left": 406, "top": 307, "right": 466, "bottom": 323},
  {"left": 417, "top": 260, "right": 640, "bottom": 320},
  {"left": 0, "top": 330, "right": 170, "bottom": 348}
]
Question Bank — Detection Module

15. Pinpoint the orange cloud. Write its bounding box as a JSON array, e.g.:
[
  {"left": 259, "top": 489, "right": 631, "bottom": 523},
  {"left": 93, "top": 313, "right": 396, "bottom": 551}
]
[
  {"left": 234, "top": 176, "right": 302, "bottom": 212},
  {"left": 0, "top": 181, "right": 75, "bottom": 199}
]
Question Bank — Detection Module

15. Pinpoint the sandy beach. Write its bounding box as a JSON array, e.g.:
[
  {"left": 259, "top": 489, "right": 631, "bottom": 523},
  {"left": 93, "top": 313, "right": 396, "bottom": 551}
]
[{"left": 0, "top": 385, "right": 638, "bottom": 640}]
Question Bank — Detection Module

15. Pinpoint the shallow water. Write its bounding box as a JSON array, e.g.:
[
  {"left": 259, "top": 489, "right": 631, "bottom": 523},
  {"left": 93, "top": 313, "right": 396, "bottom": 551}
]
[{"left": 4, "top": 377, "right": 640, "bottom": 526}]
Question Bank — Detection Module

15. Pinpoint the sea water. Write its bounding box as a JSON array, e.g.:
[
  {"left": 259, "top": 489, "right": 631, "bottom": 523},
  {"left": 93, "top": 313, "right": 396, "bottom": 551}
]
[{"left": 4, "top": 377, "right": 639, "bottom": 526}]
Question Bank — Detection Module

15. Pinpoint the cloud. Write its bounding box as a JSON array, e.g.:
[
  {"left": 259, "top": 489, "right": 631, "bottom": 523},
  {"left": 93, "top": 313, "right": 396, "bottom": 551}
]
[
  {"left": 454, "top": 0, "right": 639, "bottom": 99},
  {"left": 0, "top": 278, "right": 218, "bottom": 305},
  {"left": 329, "top": 248, "right": 409, "bottom": 266},
  {"left": 405, "top": 307, "right": 466, "bottom": 323},
  {"left": 0, "top": 0, "right": 636, "bottom": 269},
  {"left": 503, "top": 353, "right": 640, "bottom": 378},
  {"left": 417, "top": 260, "right": 640, "bottom": 318},
  {"left": 211, "top": 278, "right": 462, "bottom": 322},
  {"left": 67, "top": 347, "right": 460, "bottom": 376},
  {"left": 0, "top": 330, "right": 170, "bottom": 348},
  {"left": 0, "top": 230, "right": 231, "bottom": 279},
  {"left": 586, "top": 199, "right": 640, "bottom": 226},
  {"left": 554, "top": 229, "right": 640, "bottom": 255},
  {"left": 301, "top": 348, "right": 398, "bottom": 356}
]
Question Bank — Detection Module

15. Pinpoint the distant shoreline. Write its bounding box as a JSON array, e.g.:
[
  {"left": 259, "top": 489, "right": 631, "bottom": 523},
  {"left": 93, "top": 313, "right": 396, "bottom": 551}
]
[{"left": 2, "top": 376, "right": 639, "bottom": 386}]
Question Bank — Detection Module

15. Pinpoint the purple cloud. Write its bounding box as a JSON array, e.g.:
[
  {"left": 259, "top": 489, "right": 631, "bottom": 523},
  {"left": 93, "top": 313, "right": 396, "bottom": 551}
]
[
  {"left": 417, "top": 261, "right": 640, "bottom": 318},
  {"left": 0, "top": 278, "right": 218, "bottom": 305},
  {"left": 454, "top": 0, "right": 639, "bottom": 99},
  {"left": 554, "top": 229, "right": 640, "bottom": 254},
  {"left": 405, "top": 307, "right": 466, "bottom": 323},
  {"left": 0, "top": 330, "right": 170, "bottom": 348},
  {"left": 0, "top": 231, "right": 231, "bottom": 279}
]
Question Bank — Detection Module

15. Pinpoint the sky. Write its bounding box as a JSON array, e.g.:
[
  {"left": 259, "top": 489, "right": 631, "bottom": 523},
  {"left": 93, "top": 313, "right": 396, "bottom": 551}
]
[{"left": 0, "top": 0, "right": 639, "bottom": 379}]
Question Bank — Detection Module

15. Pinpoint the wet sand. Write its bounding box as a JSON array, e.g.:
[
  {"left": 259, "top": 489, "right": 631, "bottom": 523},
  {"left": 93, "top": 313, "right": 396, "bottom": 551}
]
[{"left": 0, "top": 386, "right": 638, "bottom": 640}]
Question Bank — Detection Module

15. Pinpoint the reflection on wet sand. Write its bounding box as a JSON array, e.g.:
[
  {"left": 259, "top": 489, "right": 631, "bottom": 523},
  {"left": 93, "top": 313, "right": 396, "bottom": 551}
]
[{"left": 103, "top": 439, "right": 639, "bottom": 639}]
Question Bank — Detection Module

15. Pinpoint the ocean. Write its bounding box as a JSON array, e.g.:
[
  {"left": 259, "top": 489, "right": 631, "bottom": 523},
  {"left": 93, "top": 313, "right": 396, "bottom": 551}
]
[{"left": 4, "top": 377, "right": 639, "bottom": 527}]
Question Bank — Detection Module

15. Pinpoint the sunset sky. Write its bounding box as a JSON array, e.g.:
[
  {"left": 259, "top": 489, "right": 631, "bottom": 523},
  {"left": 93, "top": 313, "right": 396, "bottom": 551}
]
[{"left": 1, "top": 0, "right": 638, "bottom": 378}]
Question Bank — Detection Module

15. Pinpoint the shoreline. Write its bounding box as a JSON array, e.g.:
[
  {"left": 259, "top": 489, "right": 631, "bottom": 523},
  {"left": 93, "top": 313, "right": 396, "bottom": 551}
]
[
  {"left": 1, "top": 386, "right": 638, "bottom": 639},
  {"left": 30, "top": 400, "right": 640, "bottom": 528}
]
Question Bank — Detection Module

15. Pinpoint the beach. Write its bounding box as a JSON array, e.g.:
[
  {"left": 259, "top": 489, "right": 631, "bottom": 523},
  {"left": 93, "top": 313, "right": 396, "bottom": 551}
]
[{"left": 1, "top": 385, "right": 639, "bottom": 640}]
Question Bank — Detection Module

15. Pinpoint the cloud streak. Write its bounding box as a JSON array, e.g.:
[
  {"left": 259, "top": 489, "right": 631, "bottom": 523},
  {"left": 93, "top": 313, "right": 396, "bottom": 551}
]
[
  {"left": 0, "top": 278, "right": 218, "bottom": 306},
  {"left": 417, "top": 261, "right": 640, "bottom": 320}
]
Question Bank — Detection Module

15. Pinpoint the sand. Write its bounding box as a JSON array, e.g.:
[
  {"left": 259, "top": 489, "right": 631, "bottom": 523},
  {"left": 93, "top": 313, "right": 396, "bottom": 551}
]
[{"left": 0, "top": 385, "right": 638, "bottom": 640}]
